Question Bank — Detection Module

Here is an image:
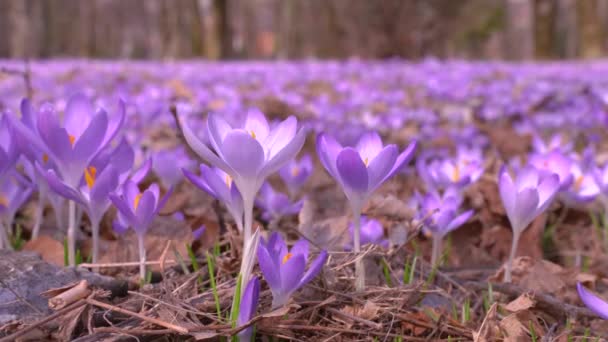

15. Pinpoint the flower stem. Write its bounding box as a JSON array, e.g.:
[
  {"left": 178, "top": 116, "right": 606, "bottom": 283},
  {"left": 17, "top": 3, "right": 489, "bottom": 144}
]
[
  {"left": 504, "top": 230, "right": 521, "bottom": 283},
  {"left": 67, "top": 200, "right": 77, "bottom": 266},
  {"left": 431, "top": 234, "right": 443, "bottom": 267},
  {"left": 32, "top": 197, "right": 44, "bottom": 239},
  {"left": 138, "top": 233, "right": 146, "bottom": 281},
  {"left": 0, "top": 221, "right": 8, "bottom": 249},
  {"left": 91, "top": 218, "right": 100, "bottom": 270},
  {"left": 243, "top": 194, "right": 254, "bottom": 245},
  {"left": 352, "top": 204, "right": 365, "bottom": 291}
]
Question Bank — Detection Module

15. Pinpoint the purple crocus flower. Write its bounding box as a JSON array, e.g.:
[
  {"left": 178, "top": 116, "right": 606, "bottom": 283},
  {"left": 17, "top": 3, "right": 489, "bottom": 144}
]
[
  {"left": 560, "top": 162, "right": 599, "bottom": 205},
  {"left": 0, "top": 114, "right": 19, "bottom": 179},
  {"left": 184, "top": 164, "right": 244, "bottom": 232},
  {"left": 42, "top": 138, "right": 135, "bottom": 263},
  {"left": 0, "top": 174, "right": 33, "bottom": 249},
  {"left": 237, "top": 276, "right": 260, "bottom": 342},
  {"left": 415, "top": 187, "right": 474, "bottom": 265},
  {"left": 110, "top": 180, "right": 172, "bottom": 279},
  {"left": 420, "top": 146, "right": 484, "bottom": 190},
  {"left": 152, "top": 146, "right": 194, "bottom": 189},
  {"left": 316, "top": 131, "right": 416, "bottom": 290},
  {"left": 532, "top": 133, "right": 572, "bottom": 154},
  {"left": 257, "top": 232, "right": 328, "bottom": 308},
  {"left": 577, "top": 282, "right": 608, "bottom": 320},
  {"left": 345, "top": 216, "right": 388, "bottom": 250},
  {"left": 279, "top": 154, "right": 312, "bottom": 197},
  {"left": 255, "top": 183, "right": 303, "bottom": 221},
  {"left": 498, "top": 165, "right": 559, "bottom": 282},
  {"left": 178, "top": 108, "right": 306, "bottom": 285},
  {"left": 528, "top": 151, "right": 573, "bottom": 190}
]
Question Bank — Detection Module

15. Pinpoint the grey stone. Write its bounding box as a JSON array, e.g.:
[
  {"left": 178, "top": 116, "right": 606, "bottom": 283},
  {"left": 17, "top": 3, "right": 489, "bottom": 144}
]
[{"left": 0, "top": 249, "right": 124, "bottom": 324}]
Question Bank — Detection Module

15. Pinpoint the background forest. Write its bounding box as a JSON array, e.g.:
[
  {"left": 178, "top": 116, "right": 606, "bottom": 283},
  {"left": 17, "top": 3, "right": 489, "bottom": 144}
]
[{"left": 1, "top": 0, "right": 607, "bottom": 60}]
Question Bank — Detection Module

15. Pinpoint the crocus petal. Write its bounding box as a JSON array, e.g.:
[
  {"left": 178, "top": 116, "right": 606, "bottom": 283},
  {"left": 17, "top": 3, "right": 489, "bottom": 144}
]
[
  {"left": 221, "top": 130, "right": 265, "bottom": 179},
  {"left": 90, "top": 166, "right": 119, "bottom": 203},
  {"left": 101, "top": 100, "right": 126, "bottom": 147},
  {"left": 316, "top": 133, "right": 343, "bottom": 180},
  {"left": 64, "top": 93, "right": 94, "bottom": 137},
  {"left": 179, "top": 115, "right": 232, "bottom": 173},
  {"left": 367, "top": 145, "right": 398, "bottom": 191},
  {"left": 336, "top": 148, "right": 369, "bottom": 193},
  {"left": 499, "top": 168, "right": 516, "bottom": 220},
  {"left": 299, "top": 250, "right": 328, "bottom": 287},
  {"left": 199, "top": 164, "right": 232, "bottom": 201},
  {"left": 356, "top": 132, "right": 383, "bottom": 161},
  {"left": 131, "top": 158, "right": 152, "bottom": 184},
  {"left": 512, "top": 188, "right": 539, "bottom": 233},
  {"left": 515, "top": 166, "right": 539, "bottom": 190},
  {"left": 577, "top": 283, "right": 608, "bottom": 320},
  {"left": 244, "top": 109, "right": 270, "bottom": 142},
  {"left": 445, "top": 210, "right": 474, "bottom": 234},
  {"left": 290, "top": 239, "right": 309, "bottom": 260},
  {"left": 384, "top": 140, "right": 417, "bottom": 181},
  {"left": 280, "top": 254, "right": 306, "bottom": 294},
  {"left": 207, "top": 113, "right": 233, "bottom": 156},
  {"left": 183, "top": 168, "right": 217, "bottom": 199},
  {"left": 264, "top": 116, "right": 297, "bottom": 159},
  {"left": 135, "top": 191, "right": 156, "bottom": 229},
  {"left": 257, "top": 246, "right": 281, "bottom": 289},
  {"left": 537, "top": 173, "right": 559, "bottom": 211},
  {"left": 109, "top": 194, "right": 137, "bottom": 224},
  {"left": 238, "top": 277, "right": 260, "bottom": 326},
  {"left": 73, "top": 111, "right": 109, "bottom": 163},
  {"left": 259, "top": 126, "right": 306, "bottom": 179},
  {"left": 43, "top": 169, "right": 85, "bottom": 205},
  {"left": 37, "top": 110, "right": 72, "bottom": 164}
]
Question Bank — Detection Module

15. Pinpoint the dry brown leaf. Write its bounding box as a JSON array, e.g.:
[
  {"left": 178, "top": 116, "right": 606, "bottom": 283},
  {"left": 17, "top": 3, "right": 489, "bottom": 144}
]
[
  {"left": 495, "top": 257, "right": 566, "bottom": 295},
  {"left": 22, "top": 236, "right": 65, "bottom": 266},
  {"left": 339, "top": 301, "right": 380, "bottom": 322},
  {"left": 504, "top": 293, "right": 536, "bottom": 313},
  {"left": 473, "top": 303, "right": 502, "bottom": 342},
  {"left": 499, "top": 311, "right": 544, "bottom": 342}
]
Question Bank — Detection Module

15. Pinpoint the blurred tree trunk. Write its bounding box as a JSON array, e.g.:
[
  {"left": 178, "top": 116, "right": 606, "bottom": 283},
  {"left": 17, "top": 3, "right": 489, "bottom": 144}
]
[
  {"left": 534, "top": 0, "right": 555, "bottom": 59},
  {"left": 505, "top": 0, "right": 534, "bottom": 60},
  {"left": 8, "top": 0, "right": 28, "bottom": 58},
  {"left": 577, "top": 0, "right": 603, "bottom": 59},
  {"left": 216, "top": 0, "right": 233, "bottom": 58}
]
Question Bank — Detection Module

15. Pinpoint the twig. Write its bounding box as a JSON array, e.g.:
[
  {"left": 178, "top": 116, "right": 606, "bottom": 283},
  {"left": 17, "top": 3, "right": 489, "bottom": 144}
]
[
  {"left": 326, "top": 307, "right": 382, "bottom": 330},
  {"left": 77, "top": 258, "right": 203, "bottom": 269},
  {"left": 93, "top": 327, "right": 175, "bottom": 335},
  {"left": 0, "top": 300, "right": 87, "bottom": 342},
  {"left": 86, "top": 298, "right": 189, "bottom": 334},
  {"left": 465, "top": 281, "right": 598, "bottom": 319}
]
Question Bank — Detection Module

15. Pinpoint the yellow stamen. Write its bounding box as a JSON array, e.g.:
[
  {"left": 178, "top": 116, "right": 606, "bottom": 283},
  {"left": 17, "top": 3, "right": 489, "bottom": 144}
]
[
  {"left": 291, "top": 167, "right": 300, "bottom": 177},
  {"left": 42, "top": 153, "right": 49, "bottom": 164},
  {"left": 574, "top": 175, "right": 584, "bottom": 191},
  {"left": 84, "top": 166, "right": 97, "bottom": 189},
  {"left": 364, "top": 157, "right": 369, "bottom": 167},
  {"left": 250, "top": 130, "right": 256, "bottom": 139},
  {"left": 225, "top": 175, "right": 232, "bottom": 188},
  {"left": 0, "top": 195, "right": 7, "bottom": 207},
  {"left": 68, "top": 134, "right": 76, "bottom": 146},
  {"left": 282, "top": 253, "right": 293, "bottom": 265},
  {"left": 134, "top": 193, "right": 143, "bottom": 210},
  {"left": 451, "top": 165, "right": 460, "bottom": 182}
]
